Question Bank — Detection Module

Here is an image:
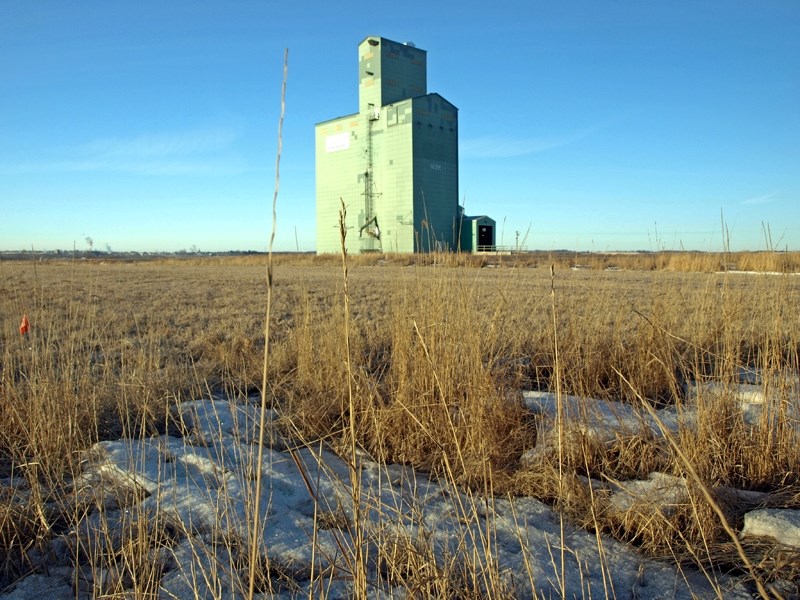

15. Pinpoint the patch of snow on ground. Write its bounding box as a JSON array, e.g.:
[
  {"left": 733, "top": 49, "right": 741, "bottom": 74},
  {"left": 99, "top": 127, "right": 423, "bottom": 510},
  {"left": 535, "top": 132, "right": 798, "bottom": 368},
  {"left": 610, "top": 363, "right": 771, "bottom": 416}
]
[
  {"left": 521, "top": 391, "right": 690, "bottom": 465},
  {"left": 741, "top": 508, "right": 800, "bottom": 549},
  {"left": 0, "top": 398, "right": 760, "bottom": 599},
  {"left": 685, "top": 378, "right": 800, "bottom": 429},
  {"left": 715, "top": 271, "right": 800, "bottom": 276},
  {"left": 608, "top": 472, "right": 689, "bottom": 515}
]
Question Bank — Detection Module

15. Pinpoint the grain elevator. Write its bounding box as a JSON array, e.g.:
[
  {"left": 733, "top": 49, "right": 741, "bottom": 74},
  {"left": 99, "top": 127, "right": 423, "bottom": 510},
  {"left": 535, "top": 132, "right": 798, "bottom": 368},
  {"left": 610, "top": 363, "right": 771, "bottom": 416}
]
[{"left": 315, "top": 36, "right": 462, "bottom": 253}]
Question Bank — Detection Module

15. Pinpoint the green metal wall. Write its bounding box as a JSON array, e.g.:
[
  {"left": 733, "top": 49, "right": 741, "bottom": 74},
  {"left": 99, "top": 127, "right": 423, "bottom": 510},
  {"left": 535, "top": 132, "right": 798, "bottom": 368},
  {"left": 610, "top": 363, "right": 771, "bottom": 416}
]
[
  {"left": 315, "top": 115, "right": 364, "bottom": 254},
  {"left": 316, "top": 36, "right": 458, "bottom": 254},
  {"left": 411, "top": 94, "right": 458, "bottom": 252},
  {"left": 371, "top": 100, "right": 416, "bottom": 253},
  {"left": 359, "top": 37, "right": 427, "bottom": 114}
]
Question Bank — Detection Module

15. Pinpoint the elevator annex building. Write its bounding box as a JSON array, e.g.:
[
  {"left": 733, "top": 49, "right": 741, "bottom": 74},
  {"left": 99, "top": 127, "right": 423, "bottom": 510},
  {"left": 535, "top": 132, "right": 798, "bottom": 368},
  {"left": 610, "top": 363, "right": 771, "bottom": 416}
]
[{"left": 315, "top": 36, "right": 495, "bottom": 254}]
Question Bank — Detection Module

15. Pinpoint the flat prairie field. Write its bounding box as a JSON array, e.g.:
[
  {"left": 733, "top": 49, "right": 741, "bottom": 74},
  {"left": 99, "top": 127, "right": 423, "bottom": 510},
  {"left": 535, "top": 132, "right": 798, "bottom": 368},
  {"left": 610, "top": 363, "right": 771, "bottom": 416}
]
[
  {"left": 2, "top": 255, "right": 799, "bottom": 458},
  {"left": 1, "top": 255, "right": 799, "bottom": 597},
  {"left": 0, "top": 257, "right": 800, "bottom": 440}
]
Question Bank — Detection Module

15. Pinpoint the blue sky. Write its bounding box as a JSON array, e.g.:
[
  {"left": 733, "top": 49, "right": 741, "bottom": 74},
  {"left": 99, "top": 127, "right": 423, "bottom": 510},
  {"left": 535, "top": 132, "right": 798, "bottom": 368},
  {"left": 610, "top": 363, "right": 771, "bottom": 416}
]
[{"left": 1, "top": 1, "right": 798, "bottom": 253}]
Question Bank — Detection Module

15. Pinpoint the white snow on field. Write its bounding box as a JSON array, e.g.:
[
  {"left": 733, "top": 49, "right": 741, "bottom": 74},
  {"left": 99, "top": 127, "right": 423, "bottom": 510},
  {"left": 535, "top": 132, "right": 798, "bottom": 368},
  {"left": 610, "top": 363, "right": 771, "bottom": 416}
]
[
  {"left": 0, "top": 396, "right": 772, "bottom": 600},
  {"left": 522, "top": 391, "right": 687, "bottom": 440},
  {"left": 524, "top": 372, "right": 800, "bottom": 454},
  {"left": 684, "top": 378, "right": 800, "bottom": 427},
  {"left": 715, "top": 271, "right": 800, "bottom": 276},
  {"left": 6, "top": 369, "right": 800, "bottom": 600},
  {"left": 608, "top": 472, "right": 689, "bottom": 515},
  {"left": 741, "top": 508, "right": 800, "bottom": 549}
]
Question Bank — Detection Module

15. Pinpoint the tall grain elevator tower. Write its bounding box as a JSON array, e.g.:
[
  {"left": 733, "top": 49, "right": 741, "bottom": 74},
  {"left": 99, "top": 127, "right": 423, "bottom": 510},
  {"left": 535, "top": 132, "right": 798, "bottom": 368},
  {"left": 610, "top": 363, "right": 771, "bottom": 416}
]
[{"left": 315, "top": 36, "right": 459, "bottom": 253}]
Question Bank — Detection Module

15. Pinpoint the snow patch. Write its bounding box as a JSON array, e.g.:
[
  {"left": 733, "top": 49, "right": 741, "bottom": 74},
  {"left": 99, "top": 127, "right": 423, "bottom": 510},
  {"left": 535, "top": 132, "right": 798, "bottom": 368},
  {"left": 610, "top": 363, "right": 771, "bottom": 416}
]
[
  {"left": 1, "top": 396, "right": 760, "bottom": 599},
  {"left": 740, "top": 508, "right": 800, "bottom": 549},
  {"left": 608, "top": 472, "right": 689, "bottom": 515}
]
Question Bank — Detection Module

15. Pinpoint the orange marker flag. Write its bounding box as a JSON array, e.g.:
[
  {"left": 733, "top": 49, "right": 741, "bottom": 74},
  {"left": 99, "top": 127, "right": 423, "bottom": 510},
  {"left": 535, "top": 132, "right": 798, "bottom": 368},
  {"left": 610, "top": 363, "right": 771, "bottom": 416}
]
[{"left": 19, "top": 314, "right": 30, "bottom": 335}]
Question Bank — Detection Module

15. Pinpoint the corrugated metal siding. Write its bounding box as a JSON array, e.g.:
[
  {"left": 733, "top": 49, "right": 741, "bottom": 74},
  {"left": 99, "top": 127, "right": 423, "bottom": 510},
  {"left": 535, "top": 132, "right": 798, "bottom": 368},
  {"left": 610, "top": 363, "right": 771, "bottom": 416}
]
[{"left": 316, "top": 37, "right": 459, "bottom": 254}]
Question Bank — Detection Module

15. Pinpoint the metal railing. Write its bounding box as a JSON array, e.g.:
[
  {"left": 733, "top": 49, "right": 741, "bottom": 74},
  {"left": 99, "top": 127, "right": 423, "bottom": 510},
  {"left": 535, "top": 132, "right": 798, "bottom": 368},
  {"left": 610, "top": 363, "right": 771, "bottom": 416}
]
[{"left": 475, "top": 245, "right": 528, "bottom": 254}]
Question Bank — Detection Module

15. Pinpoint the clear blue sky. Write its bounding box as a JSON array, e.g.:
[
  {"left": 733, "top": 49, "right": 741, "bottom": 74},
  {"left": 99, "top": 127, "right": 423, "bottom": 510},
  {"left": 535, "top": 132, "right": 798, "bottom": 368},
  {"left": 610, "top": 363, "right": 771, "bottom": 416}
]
[{"left": 2, "top": 1, "right": 798, "bottom": 253}]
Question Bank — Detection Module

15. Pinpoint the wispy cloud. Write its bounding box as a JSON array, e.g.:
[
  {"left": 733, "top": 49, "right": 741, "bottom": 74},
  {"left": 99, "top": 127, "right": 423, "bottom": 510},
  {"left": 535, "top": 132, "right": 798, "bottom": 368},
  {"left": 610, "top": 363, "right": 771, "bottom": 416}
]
[
  {"left": 741, "top": 192, "right": 780, "bottom": 206},
  {"left": 460, "top": 119, "right": 614, "bottom": 159},
  {"left": 0, "top": 127, "right": 242, "bottom": 176}
]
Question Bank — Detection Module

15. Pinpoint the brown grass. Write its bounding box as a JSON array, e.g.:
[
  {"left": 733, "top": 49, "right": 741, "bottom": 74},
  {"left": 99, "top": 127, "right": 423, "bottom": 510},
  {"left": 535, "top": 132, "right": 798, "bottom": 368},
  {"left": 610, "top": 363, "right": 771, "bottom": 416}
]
[{"left": 1, "top": 253, "right": 799, "bottom": 596}]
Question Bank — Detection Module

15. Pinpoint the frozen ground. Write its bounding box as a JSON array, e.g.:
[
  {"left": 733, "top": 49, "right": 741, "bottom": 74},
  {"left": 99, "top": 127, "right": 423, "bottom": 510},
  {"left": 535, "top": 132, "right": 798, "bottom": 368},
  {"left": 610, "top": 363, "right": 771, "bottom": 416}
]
[{"left": 2, "top": 381, "right": 799, "bottom": 599}]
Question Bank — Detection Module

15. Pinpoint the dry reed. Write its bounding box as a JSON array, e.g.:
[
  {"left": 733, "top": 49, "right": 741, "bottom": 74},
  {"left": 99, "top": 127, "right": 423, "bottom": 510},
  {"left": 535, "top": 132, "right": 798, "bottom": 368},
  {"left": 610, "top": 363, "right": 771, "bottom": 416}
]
[{"left": 1, "top": 252, "right": 798, "bottom": 596}]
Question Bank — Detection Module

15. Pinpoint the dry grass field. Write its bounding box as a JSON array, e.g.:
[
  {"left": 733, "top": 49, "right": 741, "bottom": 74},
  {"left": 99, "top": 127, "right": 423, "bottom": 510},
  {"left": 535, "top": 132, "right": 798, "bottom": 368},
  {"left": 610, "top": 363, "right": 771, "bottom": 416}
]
[{"left": 1, "top": 251, "right": 799, "bottom": 598}]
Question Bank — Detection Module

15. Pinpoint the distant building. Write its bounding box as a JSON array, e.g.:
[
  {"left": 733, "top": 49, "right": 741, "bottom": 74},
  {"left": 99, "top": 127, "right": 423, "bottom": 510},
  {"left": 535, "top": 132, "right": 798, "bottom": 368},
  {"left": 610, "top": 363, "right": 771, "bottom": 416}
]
[
  {"left": 459, "top": 211, "right": 496, "bottom": 253},
  {"left": 315, "top": 36, "right": 462, "bottom": 254}
]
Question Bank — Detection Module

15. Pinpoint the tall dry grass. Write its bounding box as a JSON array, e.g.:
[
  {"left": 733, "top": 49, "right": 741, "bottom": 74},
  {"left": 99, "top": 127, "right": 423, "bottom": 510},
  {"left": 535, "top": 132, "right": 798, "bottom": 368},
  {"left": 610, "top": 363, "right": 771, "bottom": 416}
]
[
  {"left": 29, "top": 247, "right": 800, "bottom": 273},
  {"left": 1, "top": 253, "right": 798, "bottom": 596}
]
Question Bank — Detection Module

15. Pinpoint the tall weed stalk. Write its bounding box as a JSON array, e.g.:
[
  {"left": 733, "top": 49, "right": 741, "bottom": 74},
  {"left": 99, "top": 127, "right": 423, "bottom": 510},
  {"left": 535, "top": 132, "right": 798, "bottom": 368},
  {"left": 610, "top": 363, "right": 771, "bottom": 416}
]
[{"left": 247, "top": 46, "right": 287, "bottom": 600}]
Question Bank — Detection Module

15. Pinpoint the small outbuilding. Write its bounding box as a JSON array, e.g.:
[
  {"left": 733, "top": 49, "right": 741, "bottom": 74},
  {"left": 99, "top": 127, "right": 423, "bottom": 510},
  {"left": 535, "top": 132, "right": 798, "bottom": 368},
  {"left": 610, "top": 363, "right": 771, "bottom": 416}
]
[{"left": 459, "top": 214, "right": 496, "bottom": 253}]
